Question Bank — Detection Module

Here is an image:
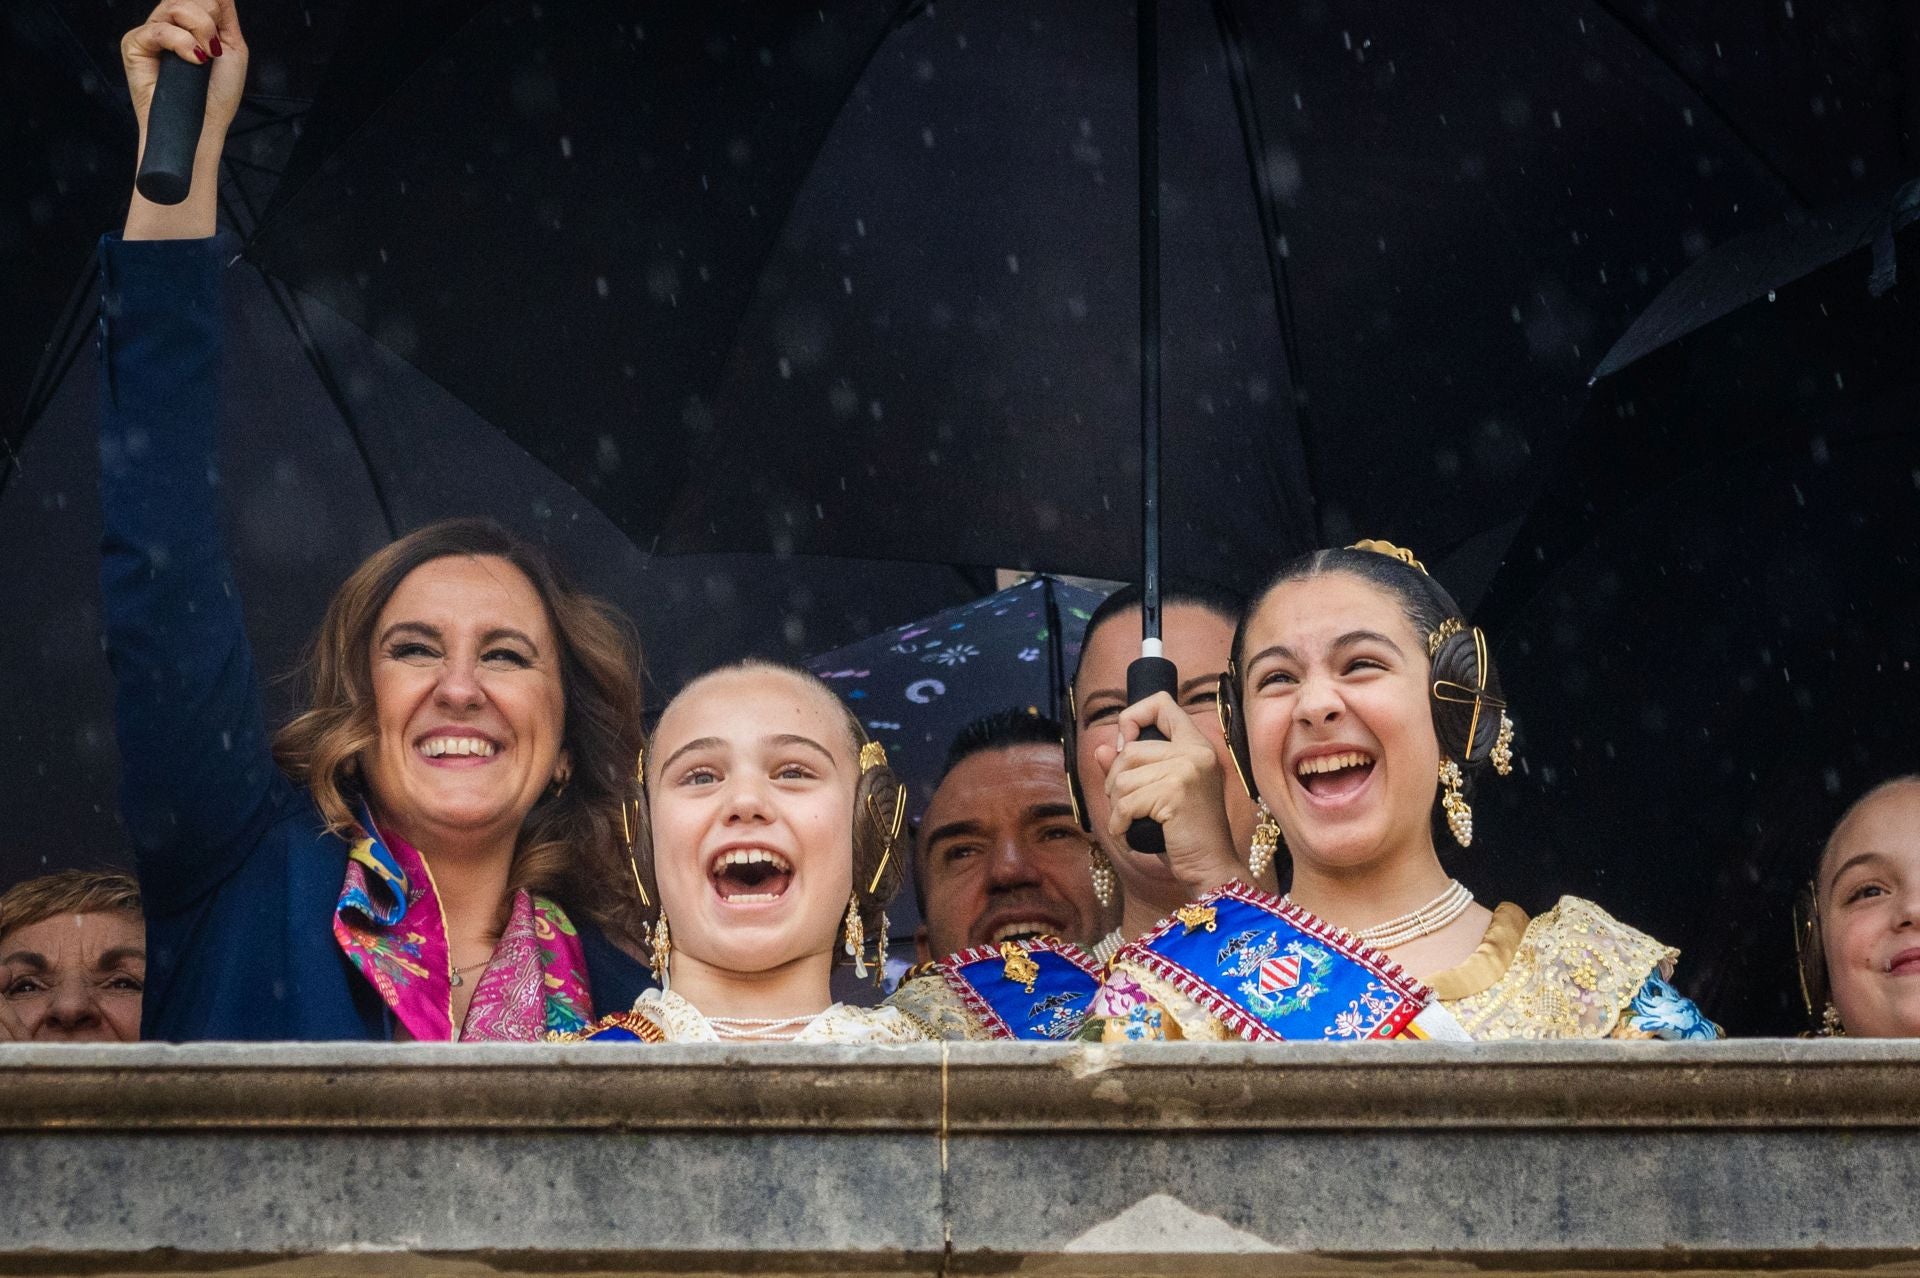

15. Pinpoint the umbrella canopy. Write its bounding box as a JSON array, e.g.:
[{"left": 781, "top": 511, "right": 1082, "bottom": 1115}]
[
  {"left": 1474, "top": 201, "right": 1920, "bottom": 1035},
  {"left": 1, "top": 1, "right": 986, "bottom": 889},
  {"left": 242, "top": 0, "right": 1909, "bottom": 600}
]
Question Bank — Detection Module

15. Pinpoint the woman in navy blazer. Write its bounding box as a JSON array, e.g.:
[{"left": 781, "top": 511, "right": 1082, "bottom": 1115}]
[{"left": 104, "top": 0, "right": 652, "bottom": 1040}]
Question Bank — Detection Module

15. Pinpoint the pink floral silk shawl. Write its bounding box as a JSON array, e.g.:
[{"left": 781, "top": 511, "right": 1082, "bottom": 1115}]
[{"left": 332, "top": 817, "right": 592, "bottom": 1040}]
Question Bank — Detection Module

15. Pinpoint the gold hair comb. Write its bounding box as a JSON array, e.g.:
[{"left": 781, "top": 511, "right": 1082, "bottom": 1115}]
[{"left": 1348, "top": 539, "right": 1427, "bottom": 574}]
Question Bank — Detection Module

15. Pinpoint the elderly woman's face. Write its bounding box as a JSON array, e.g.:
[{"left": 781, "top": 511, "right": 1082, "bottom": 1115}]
[
  {"left": 1, "top": 911, "right": 145, "bottom": 1041},
  {"left": 1240, "top": 573, "right": 1441, "bottom": 873},
  {"left": 647, "top": 668, "right": 858, "bottom": 979},
  {"left": 1821, "top": 781, "right": 1920, "bottom": 1037},
  {"left": 361, "top": 555, "right": 568, "bottom": 852}
]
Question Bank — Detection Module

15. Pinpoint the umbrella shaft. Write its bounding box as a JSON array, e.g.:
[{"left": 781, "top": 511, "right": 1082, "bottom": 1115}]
[{"left": 1138, "top": 0, "right": 1162, "bottom": 646}]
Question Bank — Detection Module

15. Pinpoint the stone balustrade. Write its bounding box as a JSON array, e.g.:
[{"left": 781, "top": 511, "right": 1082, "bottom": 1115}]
[{"left": 4, "top": 1039, "right": 1918, "bottom": 1275}]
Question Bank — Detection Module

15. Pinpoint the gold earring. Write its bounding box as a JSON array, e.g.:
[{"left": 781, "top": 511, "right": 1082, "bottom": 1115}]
[
  {"left": 1249, "top": 800, "right": 1281, "bottom": 880},
  {"left": 1439, "top": 759, "right": 1473, "bottom": 847},
  {"left": 1089, "top": 843, "right": 1117, "bottom": 909},
  {"left": 1491, "top": 713, "right": 1515, "bottom": 777},
  {"left": 870, "top": 911, "right": 889, "bottom": 987},
  {"left": 844, "top": 893, "right": 868, "bottom": 980},
  {"left": 648, "top": 912, "right": 672, "bottom": 988},
  {"left": 1820, "top": 1003, "right": 1846, "bottom": 1037}
]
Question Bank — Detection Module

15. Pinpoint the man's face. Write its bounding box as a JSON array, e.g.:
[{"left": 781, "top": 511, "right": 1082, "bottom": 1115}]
[{"left": 915, "top": 743, "right": 1115, "bottom": 960}]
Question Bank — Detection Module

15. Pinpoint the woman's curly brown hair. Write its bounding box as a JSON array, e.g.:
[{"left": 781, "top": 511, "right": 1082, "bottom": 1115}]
[
  {"left": 271, "top": 517, "right": 647, "bottom": 947},
  {"left": 627, "top": 660, "right": 909, "bottom": 961}
]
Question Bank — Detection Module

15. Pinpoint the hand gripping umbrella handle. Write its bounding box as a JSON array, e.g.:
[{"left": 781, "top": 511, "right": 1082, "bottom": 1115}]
[
  {"left": 1123, "top": 654, "right": 1178, "bottom": 855},
  {"left": 135, "top": 56, "right": 213, "bottom": 206}
]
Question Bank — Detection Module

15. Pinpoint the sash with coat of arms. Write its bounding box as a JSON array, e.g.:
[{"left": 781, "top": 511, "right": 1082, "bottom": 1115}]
[
  {"left": 1121, "top": 881, "right": 1435, "bottom": 1040},
  {"left": 935, "top": 936, "right": 1106, "bottom": 1040}
]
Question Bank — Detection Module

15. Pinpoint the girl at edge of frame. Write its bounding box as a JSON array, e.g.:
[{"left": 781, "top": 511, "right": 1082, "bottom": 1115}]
[
  {"left": 1798, "top": 776, "right": 1920, "bottom": 1038},
  {"left": 105, "top": 0, "right": 653, "bottom": 1041},
  {"left": 560, "top": 660, "right": 926, "bottom": 1043}
]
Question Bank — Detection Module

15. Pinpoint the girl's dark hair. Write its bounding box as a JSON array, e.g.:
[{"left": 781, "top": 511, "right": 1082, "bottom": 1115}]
[
  {"left": 273, "top": 517, "right": 648, "bottom": 948},
  {"left": 630, "top": 660, "right": 909, "bottom": 963},
  {"left": 1230, "top": 545, "right": 1507, "bottom": 774}
]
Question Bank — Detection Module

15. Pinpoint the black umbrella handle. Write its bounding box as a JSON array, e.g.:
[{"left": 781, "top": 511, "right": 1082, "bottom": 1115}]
[
  {"left": 135, "top": 55, "right": 212, "bottom": 206},
  {"left": 1123, "top": 654, "right": 1178, "bottom": 855}
]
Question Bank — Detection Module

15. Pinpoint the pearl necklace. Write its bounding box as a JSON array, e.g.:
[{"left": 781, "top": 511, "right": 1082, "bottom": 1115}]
[
  {"left": 1352, "top": 880, "right": 1475, "bottom": 949},
  {"left": 706, "top": 1011, "right": 823, "bottom": 1042},
  {"left": 1286, "top": 880, "right": 1475, "bottom": 950}
]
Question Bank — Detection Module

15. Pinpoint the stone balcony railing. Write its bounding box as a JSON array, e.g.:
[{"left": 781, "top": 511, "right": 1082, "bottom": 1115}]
[{"left": 4, "top": 1040, "right": 1919, "bottom": 1276}]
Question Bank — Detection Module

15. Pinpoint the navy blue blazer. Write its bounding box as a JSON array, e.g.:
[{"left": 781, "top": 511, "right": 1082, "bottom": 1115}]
[{"left": 97, "top": 233, "right": 652, "bottom": 1041}]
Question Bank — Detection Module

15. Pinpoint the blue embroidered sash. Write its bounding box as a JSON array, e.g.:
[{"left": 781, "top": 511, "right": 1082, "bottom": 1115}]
[
  {"left": 1121, "top": 882, "right": 1433, "bottom": 1041},
  {"left": 938, "top": 937, "right": 1105, "bottom": 1040}
]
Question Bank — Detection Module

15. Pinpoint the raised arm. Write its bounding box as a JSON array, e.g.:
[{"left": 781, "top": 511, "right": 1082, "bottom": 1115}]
[{"left": 99, "top": 1, "right": 277, "bottom": 915}]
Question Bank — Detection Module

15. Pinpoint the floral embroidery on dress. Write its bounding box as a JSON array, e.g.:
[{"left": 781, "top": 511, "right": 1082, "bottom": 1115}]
[
  {"left": 885, "top": 974, "right": 1001, "bottom": 1041},
  {"left": 583, "top": 989, "right": 930, "bottom": 1044},
  {"left": 1440, "top": 896, "right": 1718, "bottom": 1041},
  {"left": 1619, "top": 971, "right": 1720, "bottom": 1041}
]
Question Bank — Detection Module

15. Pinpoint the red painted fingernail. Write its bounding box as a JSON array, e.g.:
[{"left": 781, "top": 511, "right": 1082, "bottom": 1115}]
[
  {"left": 210, "top": 34, "right": 223, "bottom": 57},
  {"left": 194, "top": 46, "right": 209, "bottom": 63}
]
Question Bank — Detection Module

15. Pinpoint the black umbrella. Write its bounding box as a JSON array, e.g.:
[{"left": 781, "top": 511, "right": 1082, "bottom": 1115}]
[
  {"left": 243, "top": 0, "right": 1898, "bottom": 602},
  {"left": 1475, "top": 190, "right": 1920, "bottom": 1035},
  {"left": 0, "top": 0, "right": 986, "bottom": 886}
]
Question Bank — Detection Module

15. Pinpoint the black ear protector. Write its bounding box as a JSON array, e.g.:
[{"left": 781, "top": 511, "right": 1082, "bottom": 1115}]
[
  {"left": 1061, "top": 682, "right": 1093, "bottom": 833},
  {"left": 1217, "top": 663, "right": 1258, "bottom": 804}
]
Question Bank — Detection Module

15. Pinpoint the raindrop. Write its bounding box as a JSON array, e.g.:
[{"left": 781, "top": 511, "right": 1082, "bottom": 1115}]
[
  {"left": 856, "top": 218, "right": 867, "bottom": 237},
  {"left": 559, "top": 135, "right": 573, "bottom": 159},
  {"left": 1006, "top": 254, "right": 1020, "bottom": 275},
  {"left": 1681, "top": 108, "right": 1695, "bottom": 127},
  {"left": 594, "top": 276, "right": 610, "bottom": 298},
  {"left": 1810, "top": 436, "right": 1830, "bottom": 465},
  {"left": 921, "top": 127, "right": 936, "bottom": 149},
  {"left": 870, "top": 399, "right": 885, "bottom": 421},
  {"left": 842, "top": 276, "right": 853, "bottom": 295},
  {"left": 778, "top": 357, "right": 793, "bottom": 379},
  {"left": 1767, "top": 289, "right": 1776, "bottom": 302}
]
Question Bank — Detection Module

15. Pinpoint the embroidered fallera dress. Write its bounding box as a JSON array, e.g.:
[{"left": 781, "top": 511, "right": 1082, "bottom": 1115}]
[
  {"left": 889, "top": 881, "right": 1472, "bottom": 1042},
  {"left": 1424, "top": 896, "right": 1719, "bottom": 1040},
  {"left": 894, "top": 889, "right": 1716, "bottom": 1042},
  {"left": 558, "top": 989, "right": 931, "bottom": 1044}
]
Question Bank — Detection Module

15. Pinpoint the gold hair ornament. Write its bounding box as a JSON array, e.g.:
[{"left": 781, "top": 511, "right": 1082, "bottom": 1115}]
[
  {"left": 622, "top": 748, "right": 651, "bottom": 909},
  {"left": 1349, "top": 539, "right": 1427, "bottom": 574},
  {"left": 1426, "top": 617, "right": 1465, "bottom": 657},
  {"left": 1216, "top": 668, "right": 1257, "bottom": 800},
  {"left": 1431, "top": 625, "right": 1507, "bottom": 764},
  {"left": 855, "top": 737, "right": 905, "bottom": 895}
]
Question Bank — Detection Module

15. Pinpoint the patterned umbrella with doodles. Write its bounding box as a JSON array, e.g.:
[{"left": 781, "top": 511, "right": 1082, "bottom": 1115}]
[{"left": 807, "top": 575, "right": 1111, "bottom": 932}]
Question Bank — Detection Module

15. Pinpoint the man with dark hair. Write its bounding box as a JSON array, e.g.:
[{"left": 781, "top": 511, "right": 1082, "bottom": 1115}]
[
  {"left": 912, "top": 709, "right": 1120, "bottom": 962},
  {"left": 1068, "top": 577, "right": 1269, "bottom": 956}
]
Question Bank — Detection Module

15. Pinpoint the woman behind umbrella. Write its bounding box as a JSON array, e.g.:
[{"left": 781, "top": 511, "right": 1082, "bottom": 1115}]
[
  {"left": 561, "top": 661, "right": 925, "bottom": 1043},
  {"left": 103, "top": 0, "right": 651, "bottom": 1040},
  {"left": 1798, "top": 777, "right": 1920, "bottom": 1038},
  {"left": 1150, "top": 540, "right": 1717, "bottom": 1041}
]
